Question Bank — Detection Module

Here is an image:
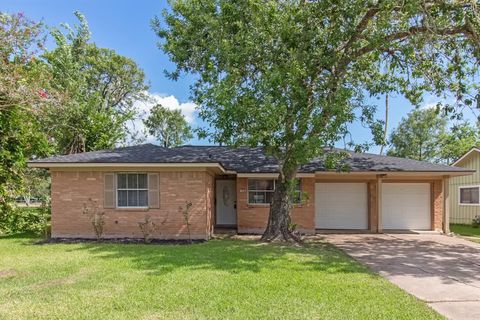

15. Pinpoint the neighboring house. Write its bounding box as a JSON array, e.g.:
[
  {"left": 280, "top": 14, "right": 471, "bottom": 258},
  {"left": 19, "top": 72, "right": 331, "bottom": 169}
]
[
  {"left": 29, "top": 144, "right": 472, "bottom": 240},
  {"left": 449, "top": 147, "right": 480, "bottom": 224}
]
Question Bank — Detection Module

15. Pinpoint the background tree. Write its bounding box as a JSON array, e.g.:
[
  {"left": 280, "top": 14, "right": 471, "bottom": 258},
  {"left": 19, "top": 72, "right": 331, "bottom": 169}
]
[
  {"left": 43, "top": 11, "right": 149, "bottom": 154},
  {"left": 439, "top": 122, "right": 479, "bottom": 164},
  {"left": 157, "top": 1, "right": 480, "bottom": 241},
  {"left": 143, "top": 104, "right": 193, "bottom": 147},
  {"left": 387, "top": 108, "right": 447, "bottom": 162}
]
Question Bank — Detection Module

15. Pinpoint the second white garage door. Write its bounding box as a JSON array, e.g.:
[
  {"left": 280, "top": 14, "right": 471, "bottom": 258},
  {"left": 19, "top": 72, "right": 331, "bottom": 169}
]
[
  {"left": 381, "top": 183, "right": 431, "bottom": 230},
  {"left": 315, "top": 183, "right": 368, "bottom": 229}
]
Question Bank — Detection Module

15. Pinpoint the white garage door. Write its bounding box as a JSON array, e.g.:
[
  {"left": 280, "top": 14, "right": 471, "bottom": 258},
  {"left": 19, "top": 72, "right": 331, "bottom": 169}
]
[
  {"left": 381, "top": 183, "right": 430, "bottom": 230},
  {"left": 315, "top": 183, "right": 368, "bottom": 229}
]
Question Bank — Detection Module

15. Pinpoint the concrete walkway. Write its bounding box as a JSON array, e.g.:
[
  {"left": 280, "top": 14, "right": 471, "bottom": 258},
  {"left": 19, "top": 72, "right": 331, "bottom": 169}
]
[{"left": 323, "top": 234, "right": 480, "bottom": 320}]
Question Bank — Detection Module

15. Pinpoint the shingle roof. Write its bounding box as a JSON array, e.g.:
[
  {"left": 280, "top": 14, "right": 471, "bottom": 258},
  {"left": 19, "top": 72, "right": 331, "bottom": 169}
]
[{"left": 29, "top": 143, "right": 472, "bottom": 173}]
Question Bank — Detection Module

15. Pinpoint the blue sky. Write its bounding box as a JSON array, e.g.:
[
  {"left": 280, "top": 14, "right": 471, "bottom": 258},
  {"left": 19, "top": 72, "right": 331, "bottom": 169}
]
[{"left": 2, "top": 0, "right": 477, "bottom": 153}]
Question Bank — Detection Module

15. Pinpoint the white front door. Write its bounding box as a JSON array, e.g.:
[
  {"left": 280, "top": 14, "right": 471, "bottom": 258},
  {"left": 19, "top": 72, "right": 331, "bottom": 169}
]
[
  {"left": 315, "top": 183, "right": 368, "bottom": 229},
  {"left": 216, "top": 180, "right": 237, "bottom": 225},
  {"left": 381, "top": 183, "right": 431, "bottom": 230}
]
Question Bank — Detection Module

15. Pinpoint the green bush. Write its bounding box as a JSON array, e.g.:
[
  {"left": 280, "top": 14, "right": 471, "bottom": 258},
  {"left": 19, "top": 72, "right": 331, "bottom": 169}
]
[
  {"left": 473, "top": 215, "right": 480, "bottom": 228},
  {"left": 0, "top": 205, "right": 51, "bottom": 236}
]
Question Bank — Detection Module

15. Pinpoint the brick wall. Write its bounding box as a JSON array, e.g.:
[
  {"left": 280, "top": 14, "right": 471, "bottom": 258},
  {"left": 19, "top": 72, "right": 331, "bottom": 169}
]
[
  {"left": 236, "top": 177, "right": 315, "bottom": 234},
  {"left": 50, "top": 170, "right": 213, "bottom": 240},
  {"left": 432, "top": 179, "right": 444, "bottom": 231}
]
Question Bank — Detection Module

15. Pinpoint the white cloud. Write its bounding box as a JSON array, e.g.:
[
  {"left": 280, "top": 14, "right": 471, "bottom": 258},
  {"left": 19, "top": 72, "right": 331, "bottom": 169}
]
[{"left": 127, "top": 92, "right": 198, "bottom": 144}]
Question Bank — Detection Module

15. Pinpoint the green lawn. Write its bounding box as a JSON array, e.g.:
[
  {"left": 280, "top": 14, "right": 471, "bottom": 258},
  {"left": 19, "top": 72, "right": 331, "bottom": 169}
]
[
  {"left": 450, "top": 224, "right": 480, "bottom": 243},
  {"left": 0, "top": 235, "right": 440, "bottom": 320}
]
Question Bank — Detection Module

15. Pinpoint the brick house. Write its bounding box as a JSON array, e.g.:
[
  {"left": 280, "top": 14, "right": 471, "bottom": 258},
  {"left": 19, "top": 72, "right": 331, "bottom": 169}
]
[{"left": 29, "top": 144, "right": 473, "bottom": 240}]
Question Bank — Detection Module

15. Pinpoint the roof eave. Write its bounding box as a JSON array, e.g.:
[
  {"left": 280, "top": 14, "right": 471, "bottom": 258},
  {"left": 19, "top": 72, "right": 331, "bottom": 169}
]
[{"left": 28, "top": 162, "right": 227, "bottom": 173}]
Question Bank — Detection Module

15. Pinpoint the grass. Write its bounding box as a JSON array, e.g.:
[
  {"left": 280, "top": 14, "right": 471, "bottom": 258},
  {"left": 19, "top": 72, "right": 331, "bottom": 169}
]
[
  {"left": 450, "top": 223, "right": 480, "bottom": 244},
  {"left": 0, "top": 235, "right": 440, "bottom": 320}
]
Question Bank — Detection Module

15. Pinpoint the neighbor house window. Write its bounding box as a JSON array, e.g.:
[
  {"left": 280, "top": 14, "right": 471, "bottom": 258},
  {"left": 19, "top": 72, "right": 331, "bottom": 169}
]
[
  {"left": 248, "top": 179, "right": 302, "bottom": 204},
  {"left": 117, "top": 173, "right": 148, "bottom": 207},
  {"left": 459, "top": 186, "right": 480, "bottom": 205}
]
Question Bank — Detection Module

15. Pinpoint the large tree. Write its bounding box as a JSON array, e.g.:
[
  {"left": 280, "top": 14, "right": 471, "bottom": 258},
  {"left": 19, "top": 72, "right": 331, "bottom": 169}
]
[
  {"left": 156, "top": 1, "right": 480, "bottom": 241},
  {"left": 43, "top": 12, "right": 149, "bottom": 154},
  {"left": 0, "top": 12, "right": 55, "bottom": 219},
  {"left": 387, "top": 108, "right": 447, "bottom": 162},
  {"left": 439, "top": 121, "right": 479, "bottom": 164},
  {"left": 143, "top": 104, "right": 193, "bottom": 147},
  {"left": 387, "top": 109, "right": 478, "bottom": 163}
]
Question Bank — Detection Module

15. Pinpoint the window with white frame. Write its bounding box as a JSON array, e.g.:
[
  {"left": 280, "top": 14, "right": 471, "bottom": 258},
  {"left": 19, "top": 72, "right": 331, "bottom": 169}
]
[
  {"left": 459, "top": 186, "right": 480, "bottom": 205},
  {"left": 248, "top": 179, "right": 302, "bottom": 204},
  {"left": 117, "top": 173, "right": 148, "bottom": 207}
]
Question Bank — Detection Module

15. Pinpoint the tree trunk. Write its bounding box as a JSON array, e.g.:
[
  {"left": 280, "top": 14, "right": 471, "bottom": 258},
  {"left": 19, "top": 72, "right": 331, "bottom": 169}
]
[{"left": 261, "top": 168, "right": 300, "bottom": 242}]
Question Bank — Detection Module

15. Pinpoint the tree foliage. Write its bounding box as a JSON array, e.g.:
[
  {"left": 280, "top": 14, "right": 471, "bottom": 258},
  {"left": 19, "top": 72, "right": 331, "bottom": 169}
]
[
  {"left": 0, "top": 13, "right": 54, "bottom": 219},
  {"left": 143, "top": 104, "right": 193, "bottom": 147},
  {"left": 439, "top": 121, "right": 479, "bottom": 164},
  {"left": 156, "top": 0, "right": 480, "bottom": 241},
  {"left": 0, "top": 11, "right": 149, "bottom": 230},
  {"left": 387, "top": 108, "right": 447, "bottom": 162},
  {"left": 43, "top": 11, "right": 149, "bottom": 154},
  {"left": 388, "top": 108, "right": 479, "bottom": 163}
]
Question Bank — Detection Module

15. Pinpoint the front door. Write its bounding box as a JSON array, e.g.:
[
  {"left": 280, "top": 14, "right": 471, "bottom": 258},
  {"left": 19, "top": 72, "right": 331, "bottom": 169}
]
[{"left": 216, "top": 180, "right": 237, "bottom": 226}]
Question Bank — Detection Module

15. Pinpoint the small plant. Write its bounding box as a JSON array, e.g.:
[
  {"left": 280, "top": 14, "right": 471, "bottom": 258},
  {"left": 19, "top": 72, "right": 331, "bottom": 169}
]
[
  {"left": 82, "top": 199, "right": 105, "bottom": 240},
  {"left": 138, "top": 215, "right": 157, "bottom": 243},
  {"left": 179, "top": 201, "right": 193, "bottom": 243},
  {"left": 472, "top": 215, "right": 480, "bottom": 228}
]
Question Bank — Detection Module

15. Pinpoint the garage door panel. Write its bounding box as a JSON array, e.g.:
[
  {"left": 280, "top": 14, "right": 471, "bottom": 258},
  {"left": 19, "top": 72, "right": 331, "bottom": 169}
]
[
  {"left": 382, "top": 183, "right": 430, "bottom": 230},
  {"left": 315, "top": 183, "right": 368, "bottom": 229}
]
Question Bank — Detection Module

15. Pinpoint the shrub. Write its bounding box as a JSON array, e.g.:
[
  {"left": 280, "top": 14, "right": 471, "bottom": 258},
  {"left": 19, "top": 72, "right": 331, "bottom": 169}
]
[
  {"left": 179, "top": 201, "right": 193, "bottom": 243},
  {"left": 138, "top": 215, "right": 157, "bottom": 243},
  {"left": 0, "top": 205, "right": 50, "bottom": 236},
  {"left": 82, "top": 199, "right": 105, "bottom": 240},
  {"left": 472, "top": 215, "right": 480, "bottom": 228}
]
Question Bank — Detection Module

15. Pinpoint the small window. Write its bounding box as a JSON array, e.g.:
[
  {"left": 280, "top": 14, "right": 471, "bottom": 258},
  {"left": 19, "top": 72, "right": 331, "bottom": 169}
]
[
  {"left": 292, "top": 179, "right": 302, "bottom": 204},
  {"left": 117, "top": 173, "right": 148, "bottom": 207},
  {"left": 248, "top": 179, "right": 275, "bottom": 204},
  {"left": 247, "top": 179, "right": 302, "bottom": 204},
  {"left": 459, "top": 186, "right": 480, "bottom": 205}
]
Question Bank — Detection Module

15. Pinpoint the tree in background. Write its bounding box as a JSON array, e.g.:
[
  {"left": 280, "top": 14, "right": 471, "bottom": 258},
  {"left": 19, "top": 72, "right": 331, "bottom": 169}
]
[
  {"left": 43, "top": 11, "right": 149, "bottom": 154},
  {"left": 439, "top": 122, "right": 479, "bottom": 164},
  {"left": 157, "top": 1, "right": 480, "bottom": 241},
  {"left": 387, "top": 108, "right": 447, "bottom": 162},
  {"left": 387, "top": 109, "right": 479, "bottom": 164},
  {"left": 143, "top": 104, "right": 192, "bottom": 147}
]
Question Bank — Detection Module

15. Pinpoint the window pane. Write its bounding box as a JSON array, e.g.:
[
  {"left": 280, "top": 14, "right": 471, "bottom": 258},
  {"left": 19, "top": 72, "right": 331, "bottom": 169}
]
[
  {"left": 265, "top": 192, "right": 273, "bottom": 204},
  {"left": 460, "top": 187, "right": 479, "bottom": 204},
  {"left": 127, "top": 190, "right": 139, "bottom": 207},
  {"left": 249, "top": 192, "right": 265, "bottom": 204},
  {"left": 248, "top": 179, "right": 274, "bottom": 191},
  {"left": 473, "top": 189, "right": 480, "bottom": 204},
  {"left": 118, "top": 190, "right": 127, "bottom": 206},
  {"left": 138, "top": 174, "right": 148, "bottom": 189},
  {"left": 293, "top": 179, "right": 302, "bottom": 203},
  {"left": 127, "top": 174, "right": 138, "bottom": 189},
  {"left": 117, "top": 174, "right": 127, "bottom": 189},
  {"left": 138, "top": 190, "right": 148, "bottom": 207}
]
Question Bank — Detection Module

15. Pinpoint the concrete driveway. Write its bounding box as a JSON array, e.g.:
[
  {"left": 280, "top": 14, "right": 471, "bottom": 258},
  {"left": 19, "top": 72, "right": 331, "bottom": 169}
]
[{"left": 323, "top": 234, "right": 480, "bottom": 320}]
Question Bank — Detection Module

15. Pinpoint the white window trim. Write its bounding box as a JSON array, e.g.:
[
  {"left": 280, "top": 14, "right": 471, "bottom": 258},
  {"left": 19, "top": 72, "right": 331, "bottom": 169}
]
[
  {"left": 458, "top": 185, "right": 480, "bottom": 206},
  {"left": 116, "top": 173, "right": 149, "bottom": 208},
  {"left": 247, "top": 179, "right": 302, "bottom": 205}
]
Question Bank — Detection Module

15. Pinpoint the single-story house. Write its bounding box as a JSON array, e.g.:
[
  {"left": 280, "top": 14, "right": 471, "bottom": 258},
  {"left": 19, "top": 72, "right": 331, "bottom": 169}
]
[
  {"left": 449, "top": 147, "right": 480, "bottom": 224},
  {"left": 29, "top": 144, "right": 473, "bottom": 240}
]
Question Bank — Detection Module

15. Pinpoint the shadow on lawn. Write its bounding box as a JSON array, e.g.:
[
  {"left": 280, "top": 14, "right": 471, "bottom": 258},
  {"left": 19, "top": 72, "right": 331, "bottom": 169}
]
[{"left": 66, "top": 238, "right": 367, "bottom": 276}]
